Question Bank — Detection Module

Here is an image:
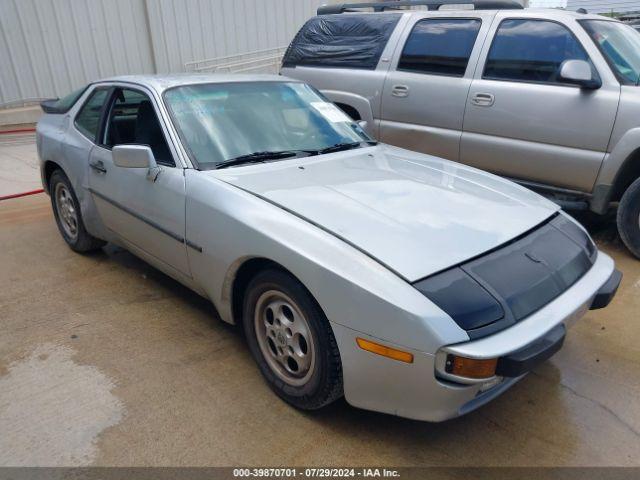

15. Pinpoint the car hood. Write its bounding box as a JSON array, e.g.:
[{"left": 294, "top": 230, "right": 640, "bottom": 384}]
[{"left": 212, "top": 145, "right": 559, "bottom": 282}]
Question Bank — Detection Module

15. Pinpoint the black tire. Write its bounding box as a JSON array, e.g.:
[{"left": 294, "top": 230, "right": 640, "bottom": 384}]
[
  {"left": 242, "top": 269, "right": 343, "bottom": 410},
  {"left": 49, "top": 169, "right": 106, "bottom": 253},
  {"left": 617, "top": 177, "right": 640, "bottom": 259}
]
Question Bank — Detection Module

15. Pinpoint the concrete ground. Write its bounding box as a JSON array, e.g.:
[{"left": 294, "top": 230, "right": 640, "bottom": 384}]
[
  {"left": 0, "top": 140, "right": 639, "bottom": 467},
  {"left": 0, "top": 130, "right": 41, "bottom": 197}
]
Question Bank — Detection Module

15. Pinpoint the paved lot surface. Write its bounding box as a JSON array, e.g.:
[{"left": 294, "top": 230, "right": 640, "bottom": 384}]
[
  {"left": 0, "top": 131, "right": 40, "bottom": 197},
  {"left": 1, "top": 193, "right": 639, "bottom": 467}
]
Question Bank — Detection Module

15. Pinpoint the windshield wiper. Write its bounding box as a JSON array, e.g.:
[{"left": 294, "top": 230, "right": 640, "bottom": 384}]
[
  {"left": 215, "top": 151, "right": 301, "bottom": 170},
  {"left": 214, "top": 141, "right": 378, "bottom": 169},
  {"left": 314, "top": 141, "right": 378, "bottom": 155}
]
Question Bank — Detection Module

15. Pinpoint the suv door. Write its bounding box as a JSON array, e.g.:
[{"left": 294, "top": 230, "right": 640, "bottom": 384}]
[
  {"left": 461, "top": 13, "right": 620, "bottom": 192},
  {"left": 86, "top": 86, "right": 191, "bottom": 277},
  {"left": 379, "top": 12, "right": 493, "bottom": 160}
]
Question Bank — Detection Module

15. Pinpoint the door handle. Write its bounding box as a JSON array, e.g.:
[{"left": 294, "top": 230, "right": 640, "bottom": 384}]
[
  {"left": 391, "top": 85, "right": 410, "bottom": 98},
  {"left": 471, "top": 93, "right": 495, "bottom": 107},
  {"left": 89, "top": 160, "right": 107, "bottom": 174}
]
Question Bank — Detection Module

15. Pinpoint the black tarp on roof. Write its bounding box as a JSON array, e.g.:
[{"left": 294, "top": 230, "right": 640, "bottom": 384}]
[{"left": 282, "top": 14, "right": 402, "bottom": 70}]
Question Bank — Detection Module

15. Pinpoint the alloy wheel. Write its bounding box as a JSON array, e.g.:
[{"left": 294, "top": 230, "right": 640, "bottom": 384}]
[
  {"left": 54, "top": 183, "right": 78, "bottom": 240},
  {"left": 254, "top": 290, "right": 316, "bottom": 386}
]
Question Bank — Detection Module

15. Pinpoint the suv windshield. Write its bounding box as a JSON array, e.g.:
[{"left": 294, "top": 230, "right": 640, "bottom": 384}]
[
  {"left": 581, "top": 20, "right": 640, "bottom": 85},
  {"left": 163, "top": 82, "right": 371, "bottom": 169}
]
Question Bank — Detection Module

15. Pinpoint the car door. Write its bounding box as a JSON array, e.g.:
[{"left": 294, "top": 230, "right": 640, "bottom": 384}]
[
  {"left": 86, "top": 86, "right": 191, "bottom": 277},
  {"left": 379, "top": 12, "right": 493, "bottom": 161},
  {"left": 460, "top": 13, "right": 620, "bottom": 192}
]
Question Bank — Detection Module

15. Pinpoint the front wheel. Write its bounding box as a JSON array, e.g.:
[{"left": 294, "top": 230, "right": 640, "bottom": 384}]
[
  {"left": 617, "top": 177, "right": 640, "bottom": 259},
  {"left": 49, "top": 169, "right": 106, "bottom": 253},
  {"left": 242, "top": 269, "right": 343, "bottom": 410}
]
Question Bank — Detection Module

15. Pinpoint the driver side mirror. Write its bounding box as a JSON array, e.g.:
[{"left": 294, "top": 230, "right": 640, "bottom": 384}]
[
  {"left": 559, "top": 60, "right": 601, "bottom": 89},
  {"left": 112, "top": 145, "right": 157, "bottom": 169}
]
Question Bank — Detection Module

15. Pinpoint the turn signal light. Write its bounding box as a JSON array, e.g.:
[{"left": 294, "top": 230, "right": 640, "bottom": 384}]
[
  {"left": 445, "top": 354, "right": 497, "bottom": 379},
  {"left": 356, "top": 338, "right": 414, "bottom": 363}
]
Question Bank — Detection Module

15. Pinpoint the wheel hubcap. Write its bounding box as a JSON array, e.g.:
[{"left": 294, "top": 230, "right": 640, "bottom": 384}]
[
  {"left": 254, "top": 290, "right": 315, "bottom": 386},
  {"left": 54, "top": 183, "right": 78, "bottom": 240}
]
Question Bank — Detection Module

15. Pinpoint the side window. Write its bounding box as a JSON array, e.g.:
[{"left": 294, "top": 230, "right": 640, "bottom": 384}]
[
  {"left": 397, "top": 19, "right": 482, "bottom": 77},
  {"left": 484, "top": 19, "right": 592, "bottom": 84},
  {"left": 104, "top": 88, "right": 174, "bottom": 167},
  {"left": 74, "top": 89, "right": 109, "bottom": 141}
]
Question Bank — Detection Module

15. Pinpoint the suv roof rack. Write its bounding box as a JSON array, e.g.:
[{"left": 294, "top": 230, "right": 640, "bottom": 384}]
[{"left": 318, "top": 0, "right": 523, "bottom": 15}]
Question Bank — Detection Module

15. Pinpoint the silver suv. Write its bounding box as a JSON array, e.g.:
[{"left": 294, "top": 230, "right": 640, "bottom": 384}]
[{"left": 281, "top": 0, "right": 640, "bottom": 258}]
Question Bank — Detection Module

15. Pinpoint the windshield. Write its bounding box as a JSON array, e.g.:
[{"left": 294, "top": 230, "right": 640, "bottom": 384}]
[
  {"left": 581, "top": 20, "right": 640, "bottom": 85},
  {"left": 163, "top": 82, "right": 371, "bottom": 169}
]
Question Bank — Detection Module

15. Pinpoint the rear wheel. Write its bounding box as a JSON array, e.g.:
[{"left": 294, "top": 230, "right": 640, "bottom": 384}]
[
  {"left": 49, "top": 169, "right": 106, "bottom": 253},
  {"left": 617, "top": 177, "right": 640, "bottom": 259},
  {"left": 242, "top": 269, "right": 343, "bottom": 410}
]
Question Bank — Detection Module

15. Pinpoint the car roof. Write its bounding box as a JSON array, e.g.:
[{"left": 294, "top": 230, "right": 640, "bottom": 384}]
[
  {"left": 93, "top": 73, "right": 297, "bottom": 94},
  {"left": 511, "top": 8, "right": 617, "bottom": 21},
  {"left": 332, "top": 7, "right": 615, "bottom": 22}
]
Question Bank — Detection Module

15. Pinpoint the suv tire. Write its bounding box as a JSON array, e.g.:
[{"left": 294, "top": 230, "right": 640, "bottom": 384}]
[
  {"left": 49, "top": 169, "right": 106, "bottom": 253},
  {"left": 617, "top": 177, "right": 640, "bottom": 259},
  {"left": 242, "top": 269, "right": 343, "bottom": 410}
]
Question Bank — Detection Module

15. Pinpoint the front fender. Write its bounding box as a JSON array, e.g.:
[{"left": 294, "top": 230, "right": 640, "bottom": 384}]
[
  {"left": 596, "top": 127, "right": 640, "bottom": 188},
  {"left": 320, "top": 90, "right": 376, "bottom": 137},
  {"left": 184, "top": 169, "right": 468, "bottom": 355}
]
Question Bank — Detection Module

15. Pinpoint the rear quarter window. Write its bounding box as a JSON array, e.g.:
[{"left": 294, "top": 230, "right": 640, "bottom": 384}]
[
  {"left": 282, "top": 14, "right": 402, "bottom": 70},
  {"left": 74, "top": 89, "right": 110, "bottom": 141}
]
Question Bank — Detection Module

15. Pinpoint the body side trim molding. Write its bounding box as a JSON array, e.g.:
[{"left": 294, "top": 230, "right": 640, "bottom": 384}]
[{"left": 87, "top": 187, "right": 203, "bottom": 252}]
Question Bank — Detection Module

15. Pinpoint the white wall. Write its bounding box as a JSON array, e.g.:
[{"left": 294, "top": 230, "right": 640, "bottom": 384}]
[
  {"left": 145, "top": 0, "right": 324, "bottom": 73},
  {"left": 0, "top": 0, "right": 330, "bottom": 106},
  {"left": 567, "top": 0, "right": 640, "bottom": 13}
]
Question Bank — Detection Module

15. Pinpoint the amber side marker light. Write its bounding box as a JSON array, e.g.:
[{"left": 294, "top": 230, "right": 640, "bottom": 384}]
[
  {"left": 356, "top": 338, "right": 414, "bottom": 363},
  {"left": 445, "top": 354, "right": 498, "bottom": 379}
]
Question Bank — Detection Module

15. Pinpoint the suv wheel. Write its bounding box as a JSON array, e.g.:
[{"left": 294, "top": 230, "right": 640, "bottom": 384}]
[
  {"left": 49, "top": 169, "right": 106, "bottom": 253},
  {"left": 242, "top": 269, "right": 343, "bottom": 410},
  {"left": 617, "top": 176, "right": 640, "bottom": 259}
]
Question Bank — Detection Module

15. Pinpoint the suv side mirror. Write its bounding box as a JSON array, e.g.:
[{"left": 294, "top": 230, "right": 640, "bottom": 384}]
[
  {"left": 559, "top": 60, "right": 601, "bottom": 89},
  {"left": 112, "top": 145, "right": 157, "bottom": 169}
]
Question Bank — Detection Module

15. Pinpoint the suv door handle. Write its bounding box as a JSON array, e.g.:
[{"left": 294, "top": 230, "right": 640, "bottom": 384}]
[
  {"left": 471, "top": 93, "right": 495, "bottom": 107},
  {"left": 391, "top": 85, "right": 410, "bottom": 98},
  {"left": 89, "top": 160, "right": 107, "bottom": 174}
]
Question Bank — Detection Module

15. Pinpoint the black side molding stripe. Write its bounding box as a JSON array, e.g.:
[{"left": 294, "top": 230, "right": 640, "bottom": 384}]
[
  {"left": 186, "top": 240, "right": 203, "bottom": 253},
  {"left": 89, "top": 188, "right": 187, "bottom": 245}
]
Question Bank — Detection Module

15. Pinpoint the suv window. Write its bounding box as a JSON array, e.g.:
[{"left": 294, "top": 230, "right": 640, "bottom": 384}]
[
  {"left": 104, "top": 88, "right": 174, "bottom": 166},
  {"left": 484, "top": 19, "right": 592, "bottom": 84},
  {"left": 580, "top": 20, "right": 640, "bottom": 85},
  {"left": 282, "top": 14, "right": 401, "bottom": 70},
  {"left": 398, "top": 18, "right": 482, "bottom": 77},
  {"left": 74, "top": 89, "right": 109, "bottom": 140}
]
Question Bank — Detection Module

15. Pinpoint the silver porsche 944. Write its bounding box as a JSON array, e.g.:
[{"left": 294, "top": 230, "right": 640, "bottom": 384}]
[{"left": 37, "top": 75, "right": 621, "bottom": 421}]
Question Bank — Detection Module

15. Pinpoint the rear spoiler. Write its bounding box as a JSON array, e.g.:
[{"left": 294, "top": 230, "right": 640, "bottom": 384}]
[
  {"left": 39, "top": 85, "right": 89, "bottom": 114},
  {"left": 40, "top": 98, "right": 63, "bottom": 114}
]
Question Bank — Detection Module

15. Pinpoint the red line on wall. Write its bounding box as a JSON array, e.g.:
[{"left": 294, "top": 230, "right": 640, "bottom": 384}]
[{"left": 0, "top": 128, "right": 36, "bottom": 135}]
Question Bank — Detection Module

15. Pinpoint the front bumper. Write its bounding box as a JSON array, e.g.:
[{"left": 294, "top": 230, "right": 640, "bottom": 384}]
[{"left": 331, "top": 252, "right": 617, "bottom": 422}]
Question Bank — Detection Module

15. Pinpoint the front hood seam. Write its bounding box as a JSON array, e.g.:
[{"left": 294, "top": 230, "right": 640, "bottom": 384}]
[{"left": 215, "top": 177, "right": 412, "bottom": 283}]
